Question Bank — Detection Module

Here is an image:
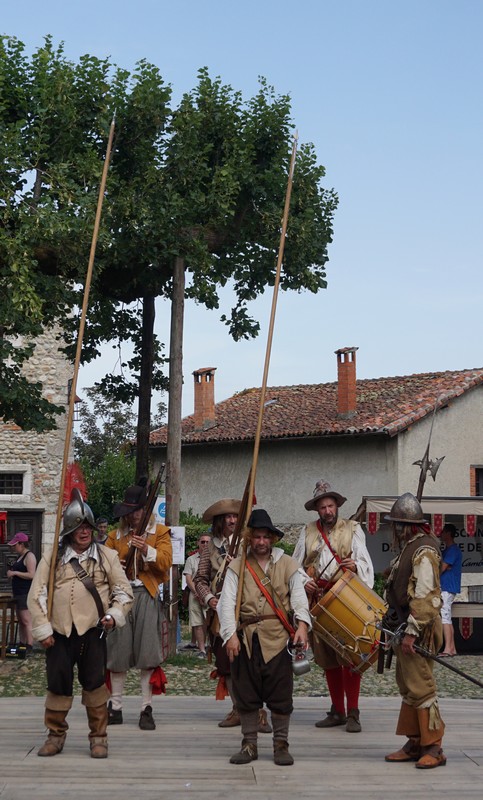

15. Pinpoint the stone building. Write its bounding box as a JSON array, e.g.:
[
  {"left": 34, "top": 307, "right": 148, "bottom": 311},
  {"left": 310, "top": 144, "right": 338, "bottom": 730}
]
[{"left": 0, "top": 330, "right": 72, "bottom": 591}]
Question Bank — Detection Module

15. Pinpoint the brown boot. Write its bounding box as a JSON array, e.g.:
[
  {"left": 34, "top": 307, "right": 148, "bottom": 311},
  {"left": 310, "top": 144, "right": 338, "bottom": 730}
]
[
  {"left": 385, "top": 737, "right": 421, "bottom": 762},
  {"left": 38, "top": 708, "right": 69, "bottom": 757},
  {"left": 273, "top": 740, "right": 294, "bottom": 766},
  {"left": 258, "top": 708, "right": 272, "bottom": 734},
  {"left": 271, "top": 712, "right": 294, "bottom": 765},
  {"left": 413, "top": 705, "right": 445, "bottom": 768},
  {"left": 416, "top": 746, "right": 447, "bottom": 769},
  {"left": 86, "top": 704, "right": 108, "bottom": 759},
  {"left": 229, "top": 739, "right": 258, "bottom": 764},
  {"left": 315, "top": 704, "right": 346, "bottom": 728},
  {"left": 218, "top": 707, "right": 241, "bottom": 728},
  {"left": 346, "top": 708, "right": 361, "bottom": 733}
]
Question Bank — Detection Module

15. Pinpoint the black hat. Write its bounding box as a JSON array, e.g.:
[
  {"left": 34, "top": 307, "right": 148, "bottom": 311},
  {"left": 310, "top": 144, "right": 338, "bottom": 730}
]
[
  {"left": 247, "top": 509, "right": 284, "bottom": 540},
  {"left": 113, "top": 478, "right": 148, "bottom": 519}
]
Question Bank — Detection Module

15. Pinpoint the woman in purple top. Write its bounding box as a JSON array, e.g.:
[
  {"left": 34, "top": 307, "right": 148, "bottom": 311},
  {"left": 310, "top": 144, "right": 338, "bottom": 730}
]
[{"left": 7, "top": 532, "right": 37, "bottom": 652}]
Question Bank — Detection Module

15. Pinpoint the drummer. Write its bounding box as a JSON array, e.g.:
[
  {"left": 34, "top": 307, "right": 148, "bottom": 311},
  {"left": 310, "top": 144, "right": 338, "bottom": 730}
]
[{"left": 293, "top": 479, "right": 374, "bottom": 733}]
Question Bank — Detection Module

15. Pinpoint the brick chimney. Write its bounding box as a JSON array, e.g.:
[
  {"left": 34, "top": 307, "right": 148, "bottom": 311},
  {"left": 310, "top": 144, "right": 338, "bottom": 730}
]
[
  {"left": 335, "top": 347, "right": 358, "bottom": 419},
  {"left": 193, "top": 367, "right": 217, "bottom": 430}
]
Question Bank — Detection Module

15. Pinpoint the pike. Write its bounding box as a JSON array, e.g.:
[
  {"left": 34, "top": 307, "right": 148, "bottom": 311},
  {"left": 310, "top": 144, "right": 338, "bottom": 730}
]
[
  {"left": 235, "top": 133, "right": 298, "bottom": 621},
  {"left": 413, "top": 397, "right": 445, "bottom": 502},
  {"left": 48, "top": 115, "right": 116, "bottom": 618}
]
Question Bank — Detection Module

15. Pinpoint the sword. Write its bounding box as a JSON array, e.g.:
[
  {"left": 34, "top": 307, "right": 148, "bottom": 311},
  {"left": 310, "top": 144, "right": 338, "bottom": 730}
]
[{"left": 378, "top": 624, "right": 483, "bottom": 690}]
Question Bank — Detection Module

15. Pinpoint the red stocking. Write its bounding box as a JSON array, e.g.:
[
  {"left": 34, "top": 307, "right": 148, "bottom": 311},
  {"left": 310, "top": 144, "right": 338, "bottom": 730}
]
[
  {"left": 325, "top": 667, "right": 345, "bottom": 715},
  {"left": 343, "top": 666, "right": 361, "bottom": 710}
]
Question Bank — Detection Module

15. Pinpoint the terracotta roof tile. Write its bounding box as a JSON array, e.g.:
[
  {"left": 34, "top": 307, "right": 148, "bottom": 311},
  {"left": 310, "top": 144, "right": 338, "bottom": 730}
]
[{"left": 149, "top": 367, "right": 483, "bottom": 447}]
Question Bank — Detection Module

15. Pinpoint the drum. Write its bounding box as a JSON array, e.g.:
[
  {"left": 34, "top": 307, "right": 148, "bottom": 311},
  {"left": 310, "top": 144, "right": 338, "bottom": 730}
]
[{"left": 310, "top": 570, "right": 387, "bottom": 674}]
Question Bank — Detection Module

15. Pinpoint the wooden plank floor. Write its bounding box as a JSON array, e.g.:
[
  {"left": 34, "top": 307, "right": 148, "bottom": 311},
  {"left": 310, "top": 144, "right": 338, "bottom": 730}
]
[{"left": 0, "top": 696, "right": 482, "bottom": 799}]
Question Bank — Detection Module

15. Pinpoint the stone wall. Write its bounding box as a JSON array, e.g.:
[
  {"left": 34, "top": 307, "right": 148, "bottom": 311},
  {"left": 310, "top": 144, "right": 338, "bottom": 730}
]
[{"left": 0, "top": 329, "right": 72, "bottom": 549}]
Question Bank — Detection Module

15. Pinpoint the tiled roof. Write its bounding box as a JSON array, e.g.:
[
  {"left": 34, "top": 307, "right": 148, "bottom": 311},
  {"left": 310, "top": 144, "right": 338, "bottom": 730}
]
[{"left": 149, "top": 368, "right": 483, "bottom": 447}]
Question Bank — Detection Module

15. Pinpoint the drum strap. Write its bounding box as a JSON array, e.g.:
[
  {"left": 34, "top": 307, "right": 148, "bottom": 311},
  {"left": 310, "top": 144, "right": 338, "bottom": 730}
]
[
  {"left": 244, "top": 557, "right": 296, "bottom": 637},
  {"left": 316, "top": 521, "right": 343, "bottom": 565}
]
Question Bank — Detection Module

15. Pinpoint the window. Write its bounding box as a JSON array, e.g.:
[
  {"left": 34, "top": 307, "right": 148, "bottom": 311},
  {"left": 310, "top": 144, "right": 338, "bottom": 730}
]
[
  {"left": 475, "top": 468, "right": 483, "bottom": 496},
  {"left": 0, "top": 473, "right": 23, "bottom": 494}
]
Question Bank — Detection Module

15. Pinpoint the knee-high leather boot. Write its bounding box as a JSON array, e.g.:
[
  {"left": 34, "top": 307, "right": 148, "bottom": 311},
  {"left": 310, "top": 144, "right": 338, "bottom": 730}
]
[
  {"left": 38, "top": 693, "right": 72, "bottom": 757},
  {"left": 415, "top": 705, "right": 446, "bottom": 769},
  {"left": 385, "top": 702, "right": 421, "bottom": 762}
]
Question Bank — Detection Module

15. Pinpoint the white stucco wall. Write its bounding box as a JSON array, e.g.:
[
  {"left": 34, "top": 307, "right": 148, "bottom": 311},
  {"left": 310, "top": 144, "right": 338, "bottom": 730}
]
[
  {"left": 152, "top": 433, "right": 398, "bottom": 526},
  {"left": 396, "top": 385, "right": 483, "bottom": 496}
]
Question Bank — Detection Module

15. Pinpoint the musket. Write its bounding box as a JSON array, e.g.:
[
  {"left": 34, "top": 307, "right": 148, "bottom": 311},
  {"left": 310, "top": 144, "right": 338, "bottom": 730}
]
[
  {"left": 124, "top": 463, "right": 166, "bottom": 580},
  {"left": 378, "top": 624, "right": 483, "bottom": 690},
  {"left": 212, "top": 470, "right": 253, "bottom": 597},
  {"left": 48, "top": 115, "right": 116, "bottom": 618},
  {"left": 413, "top": 397, "right": 445, "bottom": 502}
]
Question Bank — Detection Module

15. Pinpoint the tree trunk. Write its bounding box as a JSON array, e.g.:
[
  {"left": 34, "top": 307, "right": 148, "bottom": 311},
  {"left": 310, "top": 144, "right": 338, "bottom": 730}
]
[
  {"left": 165, "top": 256, "right": 185, "bottom": 654},
  {"left": 135, "top": 293, "right": 155, "bottom": 480}
]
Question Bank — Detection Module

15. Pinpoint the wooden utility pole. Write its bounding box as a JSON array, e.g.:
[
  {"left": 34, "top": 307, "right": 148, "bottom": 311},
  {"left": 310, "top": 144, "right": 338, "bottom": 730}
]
[{"left": 165, "top": 255, "right": 185, "bottom": 652}]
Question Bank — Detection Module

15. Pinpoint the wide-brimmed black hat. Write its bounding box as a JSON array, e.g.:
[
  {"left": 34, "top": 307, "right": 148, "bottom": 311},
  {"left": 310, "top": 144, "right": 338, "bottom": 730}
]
[
  {"left": 247, "top": 509, "right": 284, "bottom": 540},
  {"left": 113, "top": 479, "right": 148, "bottom": 519}
]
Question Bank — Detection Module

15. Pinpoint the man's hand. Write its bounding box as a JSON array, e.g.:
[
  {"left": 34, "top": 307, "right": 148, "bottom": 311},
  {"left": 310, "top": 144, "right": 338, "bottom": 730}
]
[
  {"left": 130, "top": 534, "right": 148, "bottom": 556},
  {"left": 100, "top": 614, "right": 116, "bottom": 632},
  {"left": 340, "top": 556, "right": 357, "bottom": 573},
  {"left": 226, "top": 633, "right": 241, "bottom": 662},
  {"left": 40, "top": 636, "right": 55, "bottom": 649},
  {"left": 292, "top": 621, "right": 309, "bottom": 650},
  {"left": 304, "top": 579, "right": 319, "bottom": 598},
  {"left": 401, "top": 633, "right": 417, "bottom": 655},
  {"left": 208, "top": 596, "right": 218, "bottom": 610}
]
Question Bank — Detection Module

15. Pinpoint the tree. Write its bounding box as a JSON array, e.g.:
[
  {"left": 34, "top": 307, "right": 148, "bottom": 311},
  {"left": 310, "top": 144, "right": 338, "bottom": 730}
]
[{"left": 1, "top": 38, "right": 338, "bottom": 511}]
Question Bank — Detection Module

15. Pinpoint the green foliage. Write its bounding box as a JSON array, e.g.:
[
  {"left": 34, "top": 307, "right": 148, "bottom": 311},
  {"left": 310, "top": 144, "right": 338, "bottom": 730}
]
[
  {"left": 373, "top": 572, "right": 386, "bottom": 599},
  {"left": 80, "top": 450, "right": 136, "bottom": 522},
  {"left": 73, "top": 385, "right": 136, "bottom": 468},
  {"left": 1, "top": 36, "right": 338, "bottom": 440}
]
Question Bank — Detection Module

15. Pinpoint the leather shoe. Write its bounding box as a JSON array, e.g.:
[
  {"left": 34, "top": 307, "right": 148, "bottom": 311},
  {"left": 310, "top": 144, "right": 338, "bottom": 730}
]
[
  {"left": 416, "top": 750, "right": 447, "bottom": 769},
  {"left": 315, "top": 705, "right": 347, "bottom": 728},
  {"left": 218, "top": 708, "right": 241, "bottom": 728},
  {"left": 230, "top": 741, "right": 258, "bottom": 764},
  {"left": 107, "top": 702, "right": 123, "bottom": 725},
  {"left": 139, "top": 705, "right": 156, "bottom": 730}
]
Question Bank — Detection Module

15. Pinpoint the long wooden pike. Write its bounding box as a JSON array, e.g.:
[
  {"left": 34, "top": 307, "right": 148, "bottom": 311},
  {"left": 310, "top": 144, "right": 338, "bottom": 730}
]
[
  {"left": 413, "top": 396, "right": 445, "bottom": 502},
  {"left": 47, "top": 115, "right": 116, "bottom": 618},
  {"left": 235, "top": 133, "right": 298, "bottom": 621}
]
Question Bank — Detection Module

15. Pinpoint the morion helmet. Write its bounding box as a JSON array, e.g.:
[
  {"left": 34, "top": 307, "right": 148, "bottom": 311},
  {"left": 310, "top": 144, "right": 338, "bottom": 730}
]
[
  {"left": 60, "top": 488, "right": 97, "bottom": 539},
  {"left": 385, "top": 492, "right": 426, "bottom": 524}
]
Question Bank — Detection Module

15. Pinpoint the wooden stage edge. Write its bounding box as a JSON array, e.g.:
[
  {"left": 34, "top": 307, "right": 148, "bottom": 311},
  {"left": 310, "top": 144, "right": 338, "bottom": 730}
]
[{"left": 0, "top": 696, "right": 482, "bottom": 799}]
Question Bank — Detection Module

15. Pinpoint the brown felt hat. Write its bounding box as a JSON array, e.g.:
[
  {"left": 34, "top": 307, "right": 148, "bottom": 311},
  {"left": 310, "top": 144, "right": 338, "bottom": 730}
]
[
  {"left": 304, "top": 479, "right": 347, "bottom": 512},
  {"left": 202, "top": 498, "right": 241, "bottom": 523},
  {"left": 113, "top": 480, "right": 148, "bottom": 519}
]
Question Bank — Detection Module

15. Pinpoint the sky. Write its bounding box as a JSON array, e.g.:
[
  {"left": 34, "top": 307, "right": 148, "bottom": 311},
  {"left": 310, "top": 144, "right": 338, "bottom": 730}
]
[{"left": 3, "top": 1, "right": 483, "bottom": 417}]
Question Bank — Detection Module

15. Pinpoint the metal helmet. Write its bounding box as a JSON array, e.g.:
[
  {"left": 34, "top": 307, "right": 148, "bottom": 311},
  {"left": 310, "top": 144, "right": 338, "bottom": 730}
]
[
  {"left": 60, "top": 488, "right": 97, "bottom": 539},
  {"left": 385, "top": 492, "right": 427, "bottom": 524}
]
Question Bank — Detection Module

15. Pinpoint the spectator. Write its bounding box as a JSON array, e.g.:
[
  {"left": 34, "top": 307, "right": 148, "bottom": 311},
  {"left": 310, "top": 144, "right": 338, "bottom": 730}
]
[
  {"left": 7, "top": 532, "right": 37, "bottom": 654},
  {"left": 183, "top": 534, "right": 211, "bottom": 657},
  {"left": 440, "top": 523, "right": 462, "bottom": 657}
]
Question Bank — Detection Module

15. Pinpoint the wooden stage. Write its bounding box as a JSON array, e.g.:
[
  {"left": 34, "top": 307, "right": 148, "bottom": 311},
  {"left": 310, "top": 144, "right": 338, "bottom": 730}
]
[{"left": 0, "top": 696, "right": 482, "bottom": 799}]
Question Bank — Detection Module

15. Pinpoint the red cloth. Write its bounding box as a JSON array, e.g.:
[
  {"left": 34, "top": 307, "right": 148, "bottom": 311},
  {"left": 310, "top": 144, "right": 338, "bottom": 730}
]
[
  {"left": 105, "top": 670, "right": 112, "bottom": 693},
  {"left": 149, "top": 666, "right": 168, "bottom": 695},
  {"left": 210, "top": 670, "right": 229, "bottom": 700}
]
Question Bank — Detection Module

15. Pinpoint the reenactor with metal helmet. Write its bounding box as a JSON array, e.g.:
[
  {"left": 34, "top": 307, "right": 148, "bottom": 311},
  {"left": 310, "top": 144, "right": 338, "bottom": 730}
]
[
  {"left": 27, "top": 489, "right": 133, "bottom": 759},
  {"left": 384, "top": 492, "right": 446, "bottom": 769}
]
